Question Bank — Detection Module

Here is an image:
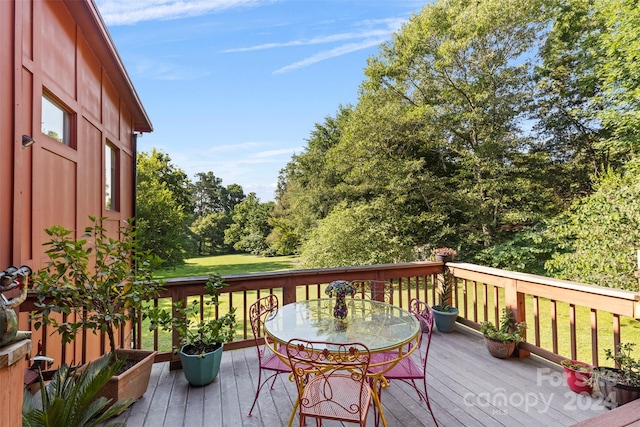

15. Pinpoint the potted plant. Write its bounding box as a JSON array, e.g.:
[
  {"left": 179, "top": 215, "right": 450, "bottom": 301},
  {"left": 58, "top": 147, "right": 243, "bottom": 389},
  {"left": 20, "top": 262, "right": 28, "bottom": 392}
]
[
  {"left": 22, "top": 355, "right": 134, "bottom": 426},
  {"left": 432, "top": 247, "right": 457, "bottom": 263},
  {"left": 591, "top": 342, "right": 640, "bottom": 409},
  {"left": 561, "top": 359, "right": 594, "bottom": 394},
  {"left": 480, "top": 307, "right": 526, "bottom": 359},
  {"left": 149, "top": 274, "right": 236, "bottom": 387},
  {"left": 31, "top": 216, "right": 162, "bottom": 403},
  {"left": 430, "top": 248, "right": 459, "bottom": 332}
]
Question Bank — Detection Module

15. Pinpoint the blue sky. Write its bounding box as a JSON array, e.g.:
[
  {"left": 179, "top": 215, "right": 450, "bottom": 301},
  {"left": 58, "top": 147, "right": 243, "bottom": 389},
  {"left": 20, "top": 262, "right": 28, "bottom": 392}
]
[{"left": 95, "top": 0, "right": 428, "bottom": 202}]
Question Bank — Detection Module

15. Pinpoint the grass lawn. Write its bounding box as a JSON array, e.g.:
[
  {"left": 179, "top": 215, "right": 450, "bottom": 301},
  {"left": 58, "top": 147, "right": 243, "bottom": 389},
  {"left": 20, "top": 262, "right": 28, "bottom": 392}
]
[
  {"left": 153, "top": 254, "right": 299, "bottom": 279},
  {"left": 144, "top": 254, "right": 299, "bottom": 351}
]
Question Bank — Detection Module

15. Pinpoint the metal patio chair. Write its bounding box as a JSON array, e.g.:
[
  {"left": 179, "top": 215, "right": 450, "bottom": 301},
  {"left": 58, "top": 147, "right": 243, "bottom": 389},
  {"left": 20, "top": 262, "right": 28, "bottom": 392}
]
[
  {"left": 286, "top": 339, "right": 374, "bottom": 427},
  {"left": 369, "top": 298, "right": 438, "bottom": 426},
  {"left": 247, "top": 294, "right": 291, "bottom": 417}
]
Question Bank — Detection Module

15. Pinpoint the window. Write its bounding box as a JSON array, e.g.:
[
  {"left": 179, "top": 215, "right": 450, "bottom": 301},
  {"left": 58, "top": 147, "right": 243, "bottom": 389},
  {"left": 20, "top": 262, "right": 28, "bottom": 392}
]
[
  {"left": 41, "top": 94, "right": 71, "bottom": 146},
  {"left": 105, "top": 143, "right": 119, "bottom": 211}
]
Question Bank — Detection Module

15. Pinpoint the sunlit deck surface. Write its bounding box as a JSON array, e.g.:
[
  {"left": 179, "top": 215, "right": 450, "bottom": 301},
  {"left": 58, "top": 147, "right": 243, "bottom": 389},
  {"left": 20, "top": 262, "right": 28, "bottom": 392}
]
[{"left": 109, "top": 327, "right": 607, "bottom": 426}]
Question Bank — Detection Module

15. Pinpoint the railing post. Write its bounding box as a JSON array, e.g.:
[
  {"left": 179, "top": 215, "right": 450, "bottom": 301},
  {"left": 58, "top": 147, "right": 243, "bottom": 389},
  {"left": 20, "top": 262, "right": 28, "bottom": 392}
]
[
  {"left": 169, "top": 289, "right": 187, "bottom": 370},
  {"left": 506, "top": 279, "right": 529, "bottom": 358},
  {"left": 282, "top": 276, "right": 296, "bottom": 305}
]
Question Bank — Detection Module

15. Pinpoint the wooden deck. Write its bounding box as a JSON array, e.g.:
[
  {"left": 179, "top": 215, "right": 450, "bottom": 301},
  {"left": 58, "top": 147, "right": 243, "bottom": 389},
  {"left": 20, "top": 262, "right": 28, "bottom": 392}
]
[{"left": 108, "top": 326, "right": 608, "bottom": 426}]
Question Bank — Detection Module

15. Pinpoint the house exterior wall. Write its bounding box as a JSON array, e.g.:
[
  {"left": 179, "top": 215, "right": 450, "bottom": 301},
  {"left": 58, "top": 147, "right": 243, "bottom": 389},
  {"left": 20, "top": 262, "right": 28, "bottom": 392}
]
[{"left": 1, "top": 0, "right": 152, "bottom": 369}]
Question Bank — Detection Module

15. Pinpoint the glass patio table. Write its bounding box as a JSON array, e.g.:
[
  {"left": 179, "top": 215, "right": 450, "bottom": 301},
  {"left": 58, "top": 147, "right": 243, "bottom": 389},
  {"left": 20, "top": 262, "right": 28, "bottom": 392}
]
[{"left": 263, "top": 297, "right": 421, "bottom": 427}]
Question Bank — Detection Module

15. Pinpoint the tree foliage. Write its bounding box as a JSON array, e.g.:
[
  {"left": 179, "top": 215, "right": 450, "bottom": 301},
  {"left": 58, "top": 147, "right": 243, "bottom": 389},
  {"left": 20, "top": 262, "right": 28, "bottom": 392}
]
[
  {"left": 299, "top": 200, "right": 416, "bottom": 268},
  {"left": 136, "top": 149, "right": 191, "bottom": 266},
  {"left": 545, "top": 157, "right": 640, "bottom": 290},
  {"left": 267, "top": 0, "right": 640, "bottom": 288},
  {"left": 224, "top": 193, "right": 275, "bottom": 255},
  {"left": 189, "top": 172, "right": 245, "bottom": 255}
]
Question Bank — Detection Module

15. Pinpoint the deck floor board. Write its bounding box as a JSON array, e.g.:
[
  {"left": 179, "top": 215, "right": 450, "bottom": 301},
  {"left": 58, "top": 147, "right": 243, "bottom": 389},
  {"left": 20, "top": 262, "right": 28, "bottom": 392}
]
[{"left": 107, "top": 327, "right": 608, "bottom": 426}]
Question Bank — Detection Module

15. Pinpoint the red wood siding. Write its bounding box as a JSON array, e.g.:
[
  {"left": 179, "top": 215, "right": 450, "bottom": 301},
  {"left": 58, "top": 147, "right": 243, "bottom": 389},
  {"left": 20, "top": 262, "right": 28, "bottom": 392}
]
[
  {"left": 1, "top": 0, "right": 152, "bottom": 365},
  {"left": 41, "top": 0, "right": 77, "bottom": 98},
  {"left": 0, "top": 0, "right": 14, "bottom": 269},
  {"left": 78, "top": 32, "right": 103, "bottom": 122}
]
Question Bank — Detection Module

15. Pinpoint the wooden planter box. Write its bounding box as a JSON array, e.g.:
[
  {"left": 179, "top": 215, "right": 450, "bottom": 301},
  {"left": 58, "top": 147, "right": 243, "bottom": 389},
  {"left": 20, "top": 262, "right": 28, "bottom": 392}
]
[{"left": 97, "top": 349, "right": 157, "bottom": 403}]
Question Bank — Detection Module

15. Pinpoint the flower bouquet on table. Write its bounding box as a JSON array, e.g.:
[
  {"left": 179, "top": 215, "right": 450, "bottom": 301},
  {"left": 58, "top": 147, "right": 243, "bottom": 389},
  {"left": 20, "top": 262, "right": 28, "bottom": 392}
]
[{"left": 325, "top": 280, "right": 356, "bottom": 320}]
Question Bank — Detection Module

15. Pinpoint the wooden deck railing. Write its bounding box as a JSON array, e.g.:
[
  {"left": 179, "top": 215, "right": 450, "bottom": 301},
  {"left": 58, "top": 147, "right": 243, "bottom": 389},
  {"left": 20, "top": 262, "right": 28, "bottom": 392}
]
[
  {"left": 143, "top": 262, "right": 443, "bottom": 366},
  {"left": 447, "top": 262, "right": 640, "bottom": 366},
  {"left": 20, "top": 261, "right": 640, "bottom": 370}
]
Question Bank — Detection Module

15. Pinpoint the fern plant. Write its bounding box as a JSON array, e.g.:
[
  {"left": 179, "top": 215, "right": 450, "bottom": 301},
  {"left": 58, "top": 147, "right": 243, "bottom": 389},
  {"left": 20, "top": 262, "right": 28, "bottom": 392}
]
[{"left": 22, "top": 356, "right": 133, "bottom": 427}]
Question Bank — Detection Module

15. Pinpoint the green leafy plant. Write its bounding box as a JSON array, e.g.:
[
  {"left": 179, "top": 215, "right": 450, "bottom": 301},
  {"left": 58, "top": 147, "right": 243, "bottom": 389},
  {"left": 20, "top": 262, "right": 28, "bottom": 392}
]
[
  {"left": 596, "top": 343, "right": 640, "bottom": 387},
  {"left": 22, "top": 356, "right": 133, "bottom": 427},
  {"left": 480, "top": 307, "right": 526, "bottom": 344},
  {"left": 31, "top": 216, "right": 163, "bottom": 355},
  {"left": 430, "top": 248, "right": 457, "bottom": 313},
  {"left": 432, "top": 270, "right": 456, "bottom": 313},
  {"left": 149, "top": 274, "right": 236, "bottom": 357},
  {"left": 561, "top": 359, "right": 593, "bottom": 373}
]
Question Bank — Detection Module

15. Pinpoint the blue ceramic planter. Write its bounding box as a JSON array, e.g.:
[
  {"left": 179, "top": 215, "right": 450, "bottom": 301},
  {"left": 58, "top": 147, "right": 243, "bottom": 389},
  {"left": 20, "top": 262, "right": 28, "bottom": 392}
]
[
  {"left": 432, "top": 306, "right": 459, "bottom": 333},
  {"left": 180, "top": 343, "right": 224, "bottom": 386}
]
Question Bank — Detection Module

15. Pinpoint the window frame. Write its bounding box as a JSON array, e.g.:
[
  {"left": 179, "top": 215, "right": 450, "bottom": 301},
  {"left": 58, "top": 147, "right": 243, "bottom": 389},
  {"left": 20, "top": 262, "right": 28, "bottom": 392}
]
[
  {"left": 105, "top": 141, "right": 120, "bottom": 212},
  {"left": 41, "top": 92, "right": 74, "bottom": 148}
]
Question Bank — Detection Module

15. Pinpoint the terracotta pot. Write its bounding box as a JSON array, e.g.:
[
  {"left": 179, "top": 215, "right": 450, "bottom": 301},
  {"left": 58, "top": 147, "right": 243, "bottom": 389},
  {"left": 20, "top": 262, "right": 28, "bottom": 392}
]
[
  {"left": 484, "top": 337, "right": 515, "bottom": 359},
  {"left": 562, "top": 360, "right": 593, "bottom": 394},
  {"left": 97, "top": 349, "right": 157, "bottom": 404}
]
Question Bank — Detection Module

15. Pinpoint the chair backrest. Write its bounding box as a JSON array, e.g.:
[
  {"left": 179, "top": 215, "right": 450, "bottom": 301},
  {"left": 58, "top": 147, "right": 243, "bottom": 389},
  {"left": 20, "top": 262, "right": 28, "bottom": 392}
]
[
  {"left": 249, "top": 294, "right": 279, "bottom": 346},
  {"left": 349, "top": 280, "right": 394, "bottom": 303},
  {"left": 409, "top": 298, "right": 434, "bottom": 367},
  {"left": 286, "top": 339, "right": 370, "bottom": 418}
]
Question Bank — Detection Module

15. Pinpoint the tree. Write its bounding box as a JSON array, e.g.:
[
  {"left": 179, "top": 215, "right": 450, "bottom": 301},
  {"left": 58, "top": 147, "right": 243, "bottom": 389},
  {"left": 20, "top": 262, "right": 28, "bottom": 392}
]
[
  {"left": 224, "top": 193, "right": 275, "bottom": 255},
  {"left": 544, "top": 156, "right": 640, "bottom": 290},
  {"left": 190, "top": 212, "right": 232, "bottom": 255},
  {"left": 593, "top": 0, "right": 640, "bottom": 155},
  {"left": 299, "top": 200, "right": 415, "bottom": 268},
  {"left": 136, "top": 150, "right": 190, "bottom": 266},
  {"left": 270, "top": 106, "right": 353, "bottom": 254},
  {"left": 344, "top": 0, "right": 556, "bottom": 253},
  {"left": 141, "top": 149, "right": 193, "bottom": 214},
  {"left": 189, "top": 172, "right": 245, "bottom": 255},
  {"left": 534, "top": 0, "right": 611, "bottom": 198},
  {"left": 191, "top": 171, "right": 225, "bottom": 218}
]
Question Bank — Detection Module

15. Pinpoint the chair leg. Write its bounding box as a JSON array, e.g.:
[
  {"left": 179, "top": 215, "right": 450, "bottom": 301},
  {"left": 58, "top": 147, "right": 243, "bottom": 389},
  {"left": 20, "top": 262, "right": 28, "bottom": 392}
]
[
  {"left": 249, "top": 369, "right": 282, "bottom": 416},
  {"left": 247, "top": 366, "right": 265, "bottom": 416},
  {"left": 421, "top": 377, "right": 438, "bottom": 427}
]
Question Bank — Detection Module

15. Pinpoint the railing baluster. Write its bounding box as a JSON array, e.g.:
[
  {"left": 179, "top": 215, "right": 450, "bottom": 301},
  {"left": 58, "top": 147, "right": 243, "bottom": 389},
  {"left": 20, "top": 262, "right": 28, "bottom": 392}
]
[
  {"left": 533, "top": 296, "right": 540, "bottom": 347},
  {"left": 569, "top": 304, "right": 577, "bottom": 360},
  {"left": 551, "top": 300, "right": 558, "bottom": 354},
  {"left": 591, "top": 309, "right": 598, "bottom": 365}
]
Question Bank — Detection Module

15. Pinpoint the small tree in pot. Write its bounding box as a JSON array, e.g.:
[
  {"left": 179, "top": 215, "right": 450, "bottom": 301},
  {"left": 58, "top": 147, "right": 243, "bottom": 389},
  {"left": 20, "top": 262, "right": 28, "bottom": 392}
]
[{"left": 31, "top": 216, "right": 163, "bottom": 402}]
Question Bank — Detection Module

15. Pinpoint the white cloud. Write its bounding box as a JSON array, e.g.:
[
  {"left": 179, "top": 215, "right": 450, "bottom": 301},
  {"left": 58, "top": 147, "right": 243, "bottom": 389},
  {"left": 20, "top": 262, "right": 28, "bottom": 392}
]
[
  {"left": 96, "top": 0, "right": 270, "bottom": 26},
  {"left": 222, "top": 30, "right": 392, "bottom": 53},
  {"left": 273, "top": 38, "right": 386, "bottom": 74},
  {"left": 222, "top": 16, "right": 406, "bottom": 73}
]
